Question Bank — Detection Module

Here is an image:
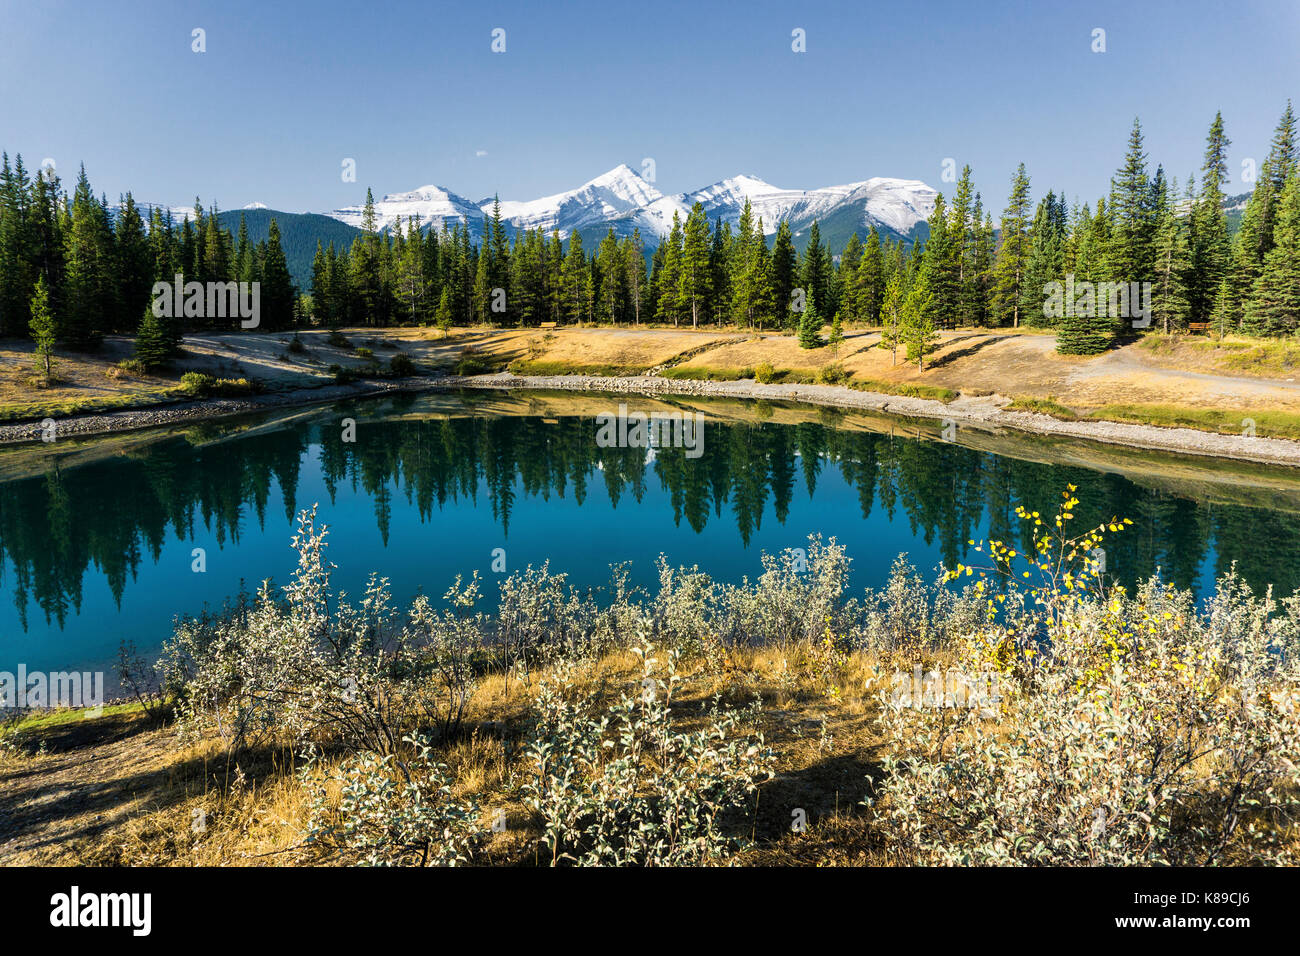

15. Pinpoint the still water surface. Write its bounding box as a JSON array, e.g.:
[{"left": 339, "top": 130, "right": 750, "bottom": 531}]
[{"left": 3, "top": 389, "right": 1299, "bottom": 677}]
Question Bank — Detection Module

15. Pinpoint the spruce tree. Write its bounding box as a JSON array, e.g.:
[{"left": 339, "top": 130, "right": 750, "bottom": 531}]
[
  {"left": 1151, "top": 176, "right": 1191, "bottom": 334},
  {"left": 63, "top": 165, "right": 111, "bottom": 349},
  {"left": 770, "top": 220, "right": 797, "bottom": 328},
  {"left": 311, "top": 240, "right": 330, "bottom": 324},
  {"left": 949, "top": 166, "right": 976, "bottom": 325},
  {"left": 828, "top": 312, "right": 844, "bottom": 354},
  {"left": 879, "top": 271, "right": 903, "bottom": 363},
  {"left": 799, "top": 220, "right": 830, "bottom": 317},
  {"left": 114, "top": 193, "right": 152, "bottom": 334},
  {"left": 797, "top": 297, "right": 823, "bottom": 349},
  {"left": 1108, "top": 118, "right": 1154, "bottom": 285},
  {"left": 679, "top": 202, "right": 712, "bottom": 328},
  {"left": 261, "top": 219, "right": 295, "bottom": 330},
  {"left": 562, "top": 231, "right": 590, "bottom": 325},
  {"left": 1246, "top": 172, "right": 1300, "bottom": 333},
  {"left": 655, "top": 215, "right": 682, "bottom": 325},
  {"left": 0, "top": 153, "right": 35, "bottom": 337},
  {"left": 28, "top": 273, "right": 57, "bottom": 380},
  {"left": 133, "top": 307, "right": 173, "bottom": 369},
  {"left": 852, "top": 226, "right": 884, "bottom": 324},
  {"left": 901, "top": 269, "right": 938, "bottom": 369},
  {"left": 923, "top": 194, "right": 959, "bottom": 329},
  {"left": 992, "top": 163, "right": 1032, "bottom": 326},
  {"left": 1189, "top": 112, "right": 1232, "bottom": 323}
]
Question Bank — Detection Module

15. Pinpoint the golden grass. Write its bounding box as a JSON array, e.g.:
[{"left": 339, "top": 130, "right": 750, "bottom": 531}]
[
  {"left": 1, "top": 642, "right": 897, "bottom": 867},
  {"left": 1088, "top": 402, "right": 1300, "bottom": 441}
]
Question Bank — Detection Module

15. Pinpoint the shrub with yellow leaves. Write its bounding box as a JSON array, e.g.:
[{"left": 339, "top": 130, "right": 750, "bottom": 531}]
[{"left": 871, "top": 487, "right": 1300, "bottom": 866}]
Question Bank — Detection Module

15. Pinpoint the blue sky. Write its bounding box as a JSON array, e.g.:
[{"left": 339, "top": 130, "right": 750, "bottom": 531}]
[{"left": 1, "top": 0, "right": 1297, "bottom": 218}]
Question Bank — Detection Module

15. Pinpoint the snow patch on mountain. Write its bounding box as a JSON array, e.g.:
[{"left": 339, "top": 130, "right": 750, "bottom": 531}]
[
  {"left": 494, "top": 164, "right": 665, "bottom": 234},
  {"left": 330, "top": 185, "right": 484, "bottom": 233},
  {"left": 323, "top": 166, "right": 937, "bottom": 242}
]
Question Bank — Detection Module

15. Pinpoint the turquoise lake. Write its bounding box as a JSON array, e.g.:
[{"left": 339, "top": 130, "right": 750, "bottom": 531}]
[{"left": 4, "top": 388, "right": 1300, "bottom": 682}]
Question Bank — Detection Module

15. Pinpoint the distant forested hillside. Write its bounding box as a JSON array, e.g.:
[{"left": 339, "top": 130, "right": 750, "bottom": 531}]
[{"left": 216, "top": 209, "right": 362, "bottom": 288}]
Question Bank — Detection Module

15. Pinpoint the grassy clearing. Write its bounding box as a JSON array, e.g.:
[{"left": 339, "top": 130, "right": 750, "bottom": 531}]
[
  {"left": 660, "top": 365, "right": 756, "bottom": 381},
  {"left": 1088, "top": 402, "right": 1300, "bottom": 440},
  {"left": 507, "top": 359, "right": 652, "bottom": 377},
  {"left": 1138, "top": 332, "right": 1300, "bottom": 376},
  {"left": 1006, "top": 393, "right": 1300, "bottom": 441},
  {"left": 0, "top": 386, "right": 191, "bottom": 422},
  {"left": 1006, "top": 395, "right": 1080, "bottom": 419},
  {"left": 846, "top": 378, "right": 957, "bottom": 403},
  {"left": 660, "top": 364, "right": 956, "bottom": 401}
]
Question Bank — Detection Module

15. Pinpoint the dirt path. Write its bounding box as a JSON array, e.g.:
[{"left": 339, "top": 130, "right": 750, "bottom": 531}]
[
  {"left": 1068, "top": 343, "right": 1300, "bottom": 395},
  {"left": 0, "top": 712, "right": 178, "bottom": 865}
]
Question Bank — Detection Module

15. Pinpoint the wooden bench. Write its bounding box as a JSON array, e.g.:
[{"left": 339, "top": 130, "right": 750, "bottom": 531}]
[
  {"left": 539, "top": 322, "right": 558, "bottom": 330},
  {"left": 1187, "top": 321, "right": 1211, "bottom": 334}
]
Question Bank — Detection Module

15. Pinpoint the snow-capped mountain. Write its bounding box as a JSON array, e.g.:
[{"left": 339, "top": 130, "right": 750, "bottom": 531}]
[
  {"left": 649, "top": 174, "right": 937, "bottom": 240},
  {"left": 330, "top": 184, "right": 485, "bottom": 234},
  {"left": 492, "top": 164, "right": 664, "bottom": 234},
  {"left": 323, "top": 165, "right": 937, "bottom": 247}
]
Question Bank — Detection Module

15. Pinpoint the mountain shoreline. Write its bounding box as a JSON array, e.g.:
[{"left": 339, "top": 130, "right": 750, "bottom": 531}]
[{"left": 6, "top": 365, "right": 1300, "bottom": 469}]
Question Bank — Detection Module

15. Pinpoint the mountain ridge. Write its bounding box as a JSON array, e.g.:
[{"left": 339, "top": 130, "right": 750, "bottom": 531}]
[{"left": 327, "top": 164, "right": 938, "bottom": 249}]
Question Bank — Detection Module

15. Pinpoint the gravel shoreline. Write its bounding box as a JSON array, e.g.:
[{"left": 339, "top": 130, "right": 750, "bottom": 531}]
[
  {"left": 0, "top": 376, "right": 445, "bottom": 444},
  {"left": 4, "top": 370, "right": 1300, "bottom": 468},
  {"left": 451, "top": 373, "right": 1300, "bottom": 468}
]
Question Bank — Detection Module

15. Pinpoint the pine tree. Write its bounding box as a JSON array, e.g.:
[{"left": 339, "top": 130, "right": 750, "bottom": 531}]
[
  {"left": 28, "top": 273, "right": 57, "bottom": 380},
  {"left": 679, "top": 202, "right": 712, "bottom": 328},
  {"left": 992, "top": 163, "right": 1033, "bottom": 326},
  {"left": 797, "top": 296, "right": 823, "bottom": 349},
  {"left": 770, "top": 219, "right": 797, "bottom": 328},
  {"left": 562, "top": 231, "right": 589, "bottom": 324},
  {"left": 625, "top": 229, "right": 646, "bottom": 325},
  {"left": 828, "top": 312, "right": 844, "bottom": 354},
  {"left": 1151, "top": 176, "right": 1191, "bottom": 334},
  {"left": 261, "top": 219, "right": 295, "bottom": 330},
  {"left": 1108, "top": 118, "right": 1155, "bottom": 285},
  {"left": 1246, "top": 172, "right": 1300, "bottom": 333},
  {"left": 1189, "top": 112, "right": 1232, "bottom": 323},
  {"left": 901, "top": 268, "right": 938, "bottom": 368},
  {"left": 799, "top": 220, "right": 830, "bottom": 318},
  {"left": 879, "top": 271, "right": 903, "bottom": 363},
  {"left": 133, "top": 307, "right": 173, "bottom": 369}
]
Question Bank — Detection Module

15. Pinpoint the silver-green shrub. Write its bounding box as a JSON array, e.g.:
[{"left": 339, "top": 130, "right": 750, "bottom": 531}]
[
  {"left": 302, "top": 733, "right": 480, "bottom": 866},
  {"left": 522, "top": 641, "right": 773, "bottom": 866},
  {"left": 870, "top": 491, "right": 1300, "bottom": 866}
]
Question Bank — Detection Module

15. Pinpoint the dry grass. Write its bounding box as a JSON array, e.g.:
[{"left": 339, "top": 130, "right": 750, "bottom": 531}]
[
  {"left": 0, "top": 641, "right": 899, "bottom": 867},
  {"left": 9, "top": 326, "right": 1300, "bottom": 443}
]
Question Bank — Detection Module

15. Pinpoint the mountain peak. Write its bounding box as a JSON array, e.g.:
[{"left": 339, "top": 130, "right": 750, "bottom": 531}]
[
  {"left": 586, "top": 163, "right": 643, "bottom": 186},
  {"left": 324, "top": 168, "right": 935, "bottom": 243}
]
